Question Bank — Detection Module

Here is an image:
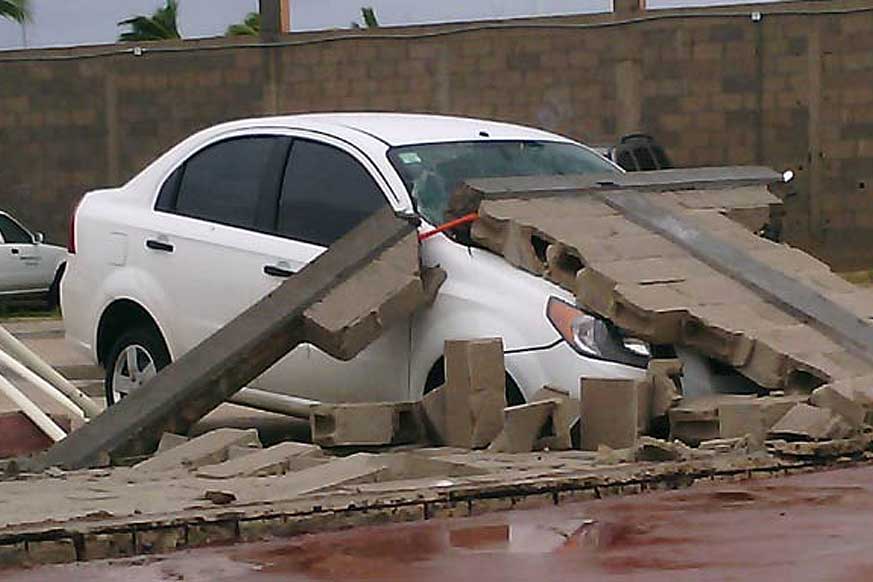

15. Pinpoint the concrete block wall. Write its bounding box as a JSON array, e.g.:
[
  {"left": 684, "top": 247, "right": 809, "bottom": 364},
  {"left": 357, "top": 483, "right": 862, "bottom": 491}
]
[{"left": 2, "top": 0, "right": 873, "bottom": 269}]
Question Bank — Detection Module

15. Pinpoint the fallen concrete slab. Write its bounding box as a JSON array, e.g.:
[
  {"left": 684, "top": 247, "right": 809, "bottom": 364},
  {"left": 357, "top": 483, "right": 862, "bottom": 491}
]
[
  {"left": 134, "top": 428, "right": 261, "bottom": 474},
  {"left": 28, "top": 208, "right": 433, "bottom": 470},
  {"left": 769, "top": 403, "right": 854, "bottom": 441},
  {"left": 196, "top": 442, "right": 324, "bottom": 479}
]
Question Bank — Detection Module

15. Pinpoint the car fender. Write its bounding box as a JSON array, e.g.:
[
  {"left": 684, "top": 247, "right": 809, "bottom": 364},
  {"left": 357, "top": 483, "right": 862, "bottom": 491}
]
[{"left": 94, "top": 265, "right": 179, "bottom": 360}]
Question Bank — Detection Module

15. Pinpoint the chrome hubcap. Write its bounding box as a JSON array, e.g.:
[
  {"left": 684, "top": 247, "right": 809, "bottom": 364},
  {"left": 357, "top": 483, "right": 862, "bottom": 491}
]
[{"left": 111, "top": 344, "right": 156, "bottom": 402}]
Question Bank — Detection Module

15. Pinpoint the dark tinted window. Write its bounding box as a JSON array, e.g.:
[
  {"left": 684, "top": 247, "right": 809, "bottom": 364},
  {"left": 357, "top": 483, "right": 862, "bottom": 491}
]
[
  {"left": 0, "top": 215, "right": 32, "bottom": 244},
  {"left": 173, "top": 137, "right": 279, "bottom": 229},
  {"left": 278, "top": 140, "right": 387, "bottom": 246},
  {"left": 155, "top": 166, "right": 184, "bottom": 212}
]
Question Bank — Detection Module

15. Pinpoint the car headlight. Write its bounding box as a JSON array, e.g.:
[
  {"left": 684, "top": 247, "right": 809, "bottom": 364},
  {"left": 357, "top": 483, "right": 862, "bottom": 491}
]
[
  {"left": 547, "top": 296, "right": 602, "bottom": 356},
  {"left": 546, "top": 297, "right": 650, "bottom": 367}
]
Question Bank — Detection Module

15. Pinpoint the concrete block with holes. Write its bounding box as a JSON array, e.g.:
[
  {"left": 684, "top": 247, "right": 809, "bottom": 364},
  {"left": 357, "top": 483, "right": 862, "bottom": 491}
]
[
  {"left": 421, "top": 339, "right": 506, "bottom": 448},
  {"left": 309, "top": 401, "right": 420, "bottom": 447}
]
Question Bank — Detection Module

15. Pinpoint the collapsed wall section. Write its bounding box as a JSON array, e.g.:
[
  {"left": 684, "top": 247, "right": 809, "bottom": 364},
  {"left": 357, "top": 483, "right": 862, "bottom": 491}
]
[{"left": 451, "top": 170, "right": 873, "bottom": 396}]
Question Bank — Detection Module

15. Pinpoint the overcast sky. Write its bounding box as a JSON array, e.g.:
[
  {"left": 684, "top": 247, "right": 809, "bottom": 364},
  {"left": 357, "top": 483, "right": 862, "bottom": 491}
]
[{"left": 0, "top": 0, "right": 778, "bottom": 50}]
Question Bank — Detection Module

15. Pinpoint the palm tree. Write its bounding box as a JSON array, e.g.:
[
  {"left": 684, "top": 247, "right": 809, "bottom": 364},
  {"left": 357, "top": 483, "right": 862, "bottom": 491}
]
[
  {"left": 351, "top": 7, "right": 379, "bottom": 29},
  {"left": 226, "top": 11, "right": 259, "bottom": 36},
  {"left": 118, "top": 0, "right": 181, "bottom": 42},
  {"left": 0, "top": 0, "right": 30, "bottom": 23}
]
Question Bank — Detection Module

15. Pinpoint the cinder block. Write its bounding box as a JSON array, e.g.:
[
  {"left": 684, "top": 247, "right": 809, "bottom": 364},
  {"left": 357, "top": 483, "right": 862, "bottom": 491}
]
[
  {"left": 310, "top": 402, "right": 419, "bottom": 447},
  {"left": 488, "top": 399, "right": 571, "bottom": 453},
  {"left": 719, "top": 401, "right": 767, "bottom": 445},
  {"left": 580, "top": 378, "right": 640, "bottom": 451},
  {"left": 769, "top": 403, "right": 854, "bottom": 441},
  {"left": 649, "top": 374, "right": 682, "bottom": 419},
  {"left": 531, "top": 386, "right": 576, "bottom": 449},
  {"left": 133, "top": 428, "right": 261, "bottom": 473},
  {"left": 669, "top": 401, "right": 720, "bottom": 446},
  {"left": 196, "top": 441, "right": 324, "bottom": 479},
  {"left": 810, "top": 384, "right": 866, "bottom": 427},
  {"left": 25, "top": 539, "right": 76, "bottom": 564},
  {"left": 421, "top": 339, "right": 506, "bottom": 448}
]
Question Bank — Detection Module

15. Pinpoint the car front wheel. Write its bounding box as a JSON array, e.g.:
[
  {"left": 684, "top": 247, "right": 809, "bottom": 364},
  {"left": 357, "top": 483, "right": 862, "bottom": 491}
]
[{"left": 104, "top": 326, "right": 170, "bottom": 406}]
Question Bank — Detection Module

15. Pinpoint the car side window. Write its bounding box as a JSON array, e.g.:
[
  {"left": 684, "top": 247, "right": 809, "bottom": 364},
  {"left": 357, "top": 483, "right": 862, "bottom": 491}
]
[
  {"left": 164, "top": 136, "right": 283, "bottom": 230},
  {"left": 0, "top": 215, "right": 32, "bottom": 244},
  {"left": 277, "top": 140, "right": 387, "bottom": 246}
]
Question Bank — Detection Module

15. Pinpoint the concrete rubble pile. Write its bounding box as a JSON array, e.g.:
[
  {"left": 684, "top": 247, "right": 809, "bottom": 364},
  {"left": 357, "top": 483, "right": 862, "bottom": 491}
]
[
  {"left": 9, "top": 167, "right": 873, "bottom": 567},
  {"left": 442, "top": 168, "right": 873, "bottom": 457}
]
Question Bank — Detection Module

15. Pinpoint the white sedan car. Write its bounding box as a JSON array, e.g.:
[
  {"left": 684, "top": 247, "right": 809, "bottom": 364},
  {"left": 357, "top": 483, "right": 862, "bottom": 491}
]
[
  {"left": 0, "top": 211, "right": 66, "bottom": 308},
  {"left": 62, "top": 113, "right": 654, "bottom": 407}
]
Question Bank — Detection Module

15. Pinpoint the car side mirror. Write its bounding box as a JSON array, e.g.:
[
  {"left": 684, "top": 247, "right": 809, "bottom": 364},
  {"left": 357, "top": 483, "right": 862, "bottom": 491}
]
[{"left": 33, "top": 232, "right": 44, "bottom": 245}]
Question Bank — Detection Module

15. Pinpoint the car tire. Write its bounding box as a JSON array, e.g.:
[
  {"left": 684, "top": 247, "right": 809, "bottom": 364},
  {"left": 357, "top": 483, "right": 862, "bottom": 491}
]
[
  {"left": 104, "top": 326, "right": 171, "bottom": 406},
  {"left": 424, "top": 358, "right": 526, "bottom": 406}
]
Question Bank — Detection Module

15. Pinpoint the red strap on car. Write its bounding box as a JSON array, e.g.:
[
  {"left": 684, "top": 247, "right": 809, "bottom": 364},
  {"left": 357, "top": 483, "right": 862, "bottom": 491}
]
[{"left": 417, "top": 213, "right": 479, "bottom": 242}]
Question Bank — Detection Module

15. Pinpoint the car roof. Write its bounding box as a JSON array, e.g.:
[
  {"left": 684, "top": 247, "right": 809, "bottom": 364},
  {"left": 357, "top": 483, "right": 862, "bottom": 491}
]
[{"left": 224, "top": 113, "right": 577, "bottom": 147}]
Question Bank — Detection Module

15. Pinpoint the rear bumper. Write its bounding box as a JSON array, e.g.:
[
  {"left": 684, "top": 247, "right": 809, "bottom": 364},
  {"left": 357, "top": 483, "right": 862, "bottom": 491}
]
[{"left": 60, "top": 262, "right": 99, "bottom": 365}]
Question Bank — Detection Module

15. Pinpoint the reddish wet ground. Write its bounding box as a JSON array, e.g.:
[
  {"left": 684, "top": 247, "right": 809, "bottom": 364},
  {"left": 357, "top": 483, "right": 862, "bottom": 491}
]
[{"left": 9, "top": 464, "right": 873, "bottom": 581}]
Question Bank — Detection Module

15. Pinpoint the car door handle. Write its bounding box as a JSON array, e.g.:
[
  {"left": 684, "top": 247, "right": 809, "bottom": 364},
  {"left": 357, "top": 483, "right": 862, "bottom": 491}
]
[
  {"left": 145, "top": 239, "right": 174, "bottom": 253},
  {"left": 263, "top": 264, "right": 294, "bottom": 278},
  {"left": 10, "top": 248, "right": 19, "bottom": 255}
]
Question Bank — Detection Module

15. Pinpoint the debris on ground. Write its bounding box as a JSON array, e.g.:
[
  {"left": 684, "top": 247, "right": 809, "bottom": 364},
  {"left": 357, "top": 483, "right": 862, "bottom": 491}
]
[{"left": 5, "top": 168, "right": 873, "bottom": 567}]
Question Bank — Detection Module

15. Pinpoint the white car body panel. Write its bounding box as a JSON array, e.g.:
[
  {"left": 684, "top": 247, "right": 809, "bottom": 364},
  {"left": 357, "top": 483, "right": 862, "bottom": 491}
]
[
  {"left": 62, "top": 113, "right": 645, "bottom": 405},
  {"left": 0, "top": 212, "right": 66, "bottom": 296}
]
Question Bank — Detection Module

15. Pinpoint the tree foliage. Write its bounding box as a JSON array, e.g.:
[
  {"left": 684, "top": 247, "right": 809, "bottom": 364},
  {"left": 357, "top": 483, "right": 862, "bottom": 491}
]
[
  {"left": 351, "top": 6, "right": 379, "bottom": 29},
  {"left": 226, "top": 11, "right": 259, "bottom": 37},
  {"left": 362, "top": 7, "right": 378, "bottom": 28},
  {"left": 118, "top": 0, "right": 181, "bottom": 42},
  {"left": 0, "top": 0, "right": 30, "bottom": 24}
]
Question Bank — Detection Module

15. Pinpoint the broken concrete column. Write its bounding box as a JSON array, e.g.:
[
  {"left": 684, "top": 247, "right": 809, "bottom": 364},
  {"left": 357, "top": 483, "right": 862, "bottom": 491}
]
[
  {"left": 421, "top": 339, "right": 506, "bottom": 448},
  {"left": 580, "top": 377, "right": 640, "bottom": 451},
  {"left": 768, "top": 403, "right": 854, "bottom": 441},
  {"left": 134, "top": 428, "right": 261, "bottom": 473},
  {"left": 310, "top": 402, "right": 420, "bottom": 447},
  {"left": 488, "top": 399, "right": 571, "bottom": 453}
]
